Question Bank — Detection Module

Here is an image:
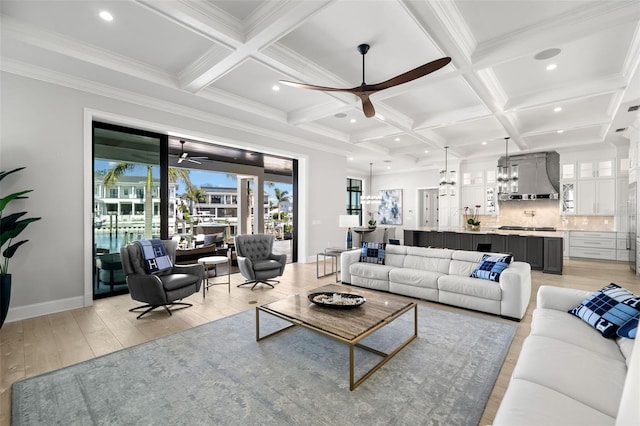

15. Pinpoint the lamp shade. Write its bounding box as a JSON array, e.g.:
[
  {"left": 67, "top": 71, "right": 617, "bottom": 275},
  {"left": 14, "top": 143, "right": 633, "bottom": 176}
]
[{"left": 339, "top": 215, "right": 360, "bottom": 228}]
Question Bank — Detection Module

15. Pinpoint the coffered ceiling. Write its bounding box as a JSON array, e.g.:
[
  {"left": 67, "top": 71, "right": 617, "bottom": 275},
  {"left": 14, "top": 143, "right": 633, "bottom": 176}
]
[{"left": 1, "top": 0, "right": 639, "bottom": 175}]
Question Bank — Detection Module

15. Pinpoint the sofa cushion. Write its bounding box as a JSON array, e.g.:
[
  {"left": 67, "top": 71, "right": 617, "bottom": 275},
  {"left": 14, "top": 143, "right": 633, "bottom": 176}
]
[
  {"left": 384, "top": 244, "right": 407, "bottom": 268},
  {"left": 617, "top": 314, "right": 638, "bottom": 339},
  {"left": 470, "top": 254, "right": 513, "bottom": 282},
  {"left": 511, "top": 335, "right": 627, "bottom": 418},
  {"left": 531, "top": 308, "right": 627, "bottom": 362},
  {"left": 569, "top": 283, "right": 640, "bottom": 338},
  {"left": 437, "top": 275, "right": 502, "bottom": 301},
  {"left": 493, "top": 378, "right": 616, "bottom": 426},
  {"left": 360, "top": 242, "right": 386, "bottom": 264},
  {"left": 388, "top": 268, "right": 442, "bottom": 290},
  {"left": 349, "top": 262, "right": 394, "bottom": 281}
]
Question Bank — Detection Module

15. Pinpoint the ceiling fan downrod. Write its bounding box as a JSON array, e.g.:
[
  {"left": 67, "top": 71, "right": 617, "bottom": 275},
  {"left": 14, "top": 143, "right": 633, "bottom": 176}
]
[{"left": 358, "top": 43, "right": 370, "bottom": 87}]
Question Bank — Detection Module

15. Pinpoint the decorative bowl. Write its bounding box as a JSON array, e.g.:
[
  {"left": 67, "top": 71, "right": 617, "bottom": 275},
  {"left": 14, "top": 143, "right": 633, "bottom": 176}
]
[{"left": 307, "top": 292, "right": 366, "bottom": 309}]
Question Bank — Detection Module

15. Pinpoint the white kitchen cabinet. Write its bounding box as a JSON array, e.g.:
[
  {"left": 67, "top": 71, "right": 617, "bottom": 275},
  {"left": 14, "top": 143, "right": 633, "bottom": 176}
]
[
  {"left": 577, "top": 179, "right": 615, "bottom": 215},
  {"left": 569, "top": 231, "right": 617, "bottom": 260},
  {"left": 579, "top": 160, "right": 613, "bottom": 179},
  {"left": 561, "top": 162, "right": 576, "bottom": 180},
  {"left": 560, "top": 181, "right": 576, "bottom": 215}
]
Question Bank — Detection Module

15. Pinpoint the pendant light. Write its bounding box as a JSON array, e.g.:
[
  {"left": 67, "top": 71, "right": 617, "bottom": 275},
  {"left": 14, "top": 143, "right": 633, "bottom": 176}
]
[
  {"left": 361, "top": 162, "right": 381, "bottom": 205},
  {"left": 497, "top": 137, "right": 518, "bottom": 194},
  {"left": 439, "top": 146, "right": 456, "bottom": 196}
]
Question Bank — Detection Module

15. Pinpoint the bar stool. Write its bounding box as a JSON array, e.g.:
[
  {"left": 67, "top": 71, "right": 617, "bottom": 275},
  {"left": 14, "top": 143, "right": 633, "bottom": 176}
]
[{"left": 197, "top": 255, "right": 230, "bottom": 298}]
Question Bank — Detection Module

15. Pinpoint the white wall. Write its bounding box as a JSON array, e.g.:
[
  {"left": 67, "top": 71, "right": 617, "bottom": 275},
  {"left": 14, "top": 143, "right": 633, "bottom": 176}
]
[
  {"left": 1, "top": 72, "right": 347, "bottom": 321},
  {"left": 372, "top": 168, "right": 442, "bottom": 242}
]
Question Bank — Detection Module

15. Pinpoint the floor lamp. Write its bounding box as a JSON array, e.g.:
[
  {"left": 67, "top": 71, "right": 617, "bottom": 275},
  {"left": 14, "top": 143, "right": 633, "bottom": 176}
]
[{"left": 339, "top": 215, "right": 360, "bottom": 249}]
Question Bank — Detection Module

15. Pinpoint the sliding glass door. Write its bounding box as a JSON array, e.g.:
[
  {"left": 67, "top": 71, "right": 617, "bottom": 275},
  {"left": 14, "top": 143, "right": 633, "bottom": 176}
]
[{"left": 92, "top": 122, "right": 167, "bottom": 299}]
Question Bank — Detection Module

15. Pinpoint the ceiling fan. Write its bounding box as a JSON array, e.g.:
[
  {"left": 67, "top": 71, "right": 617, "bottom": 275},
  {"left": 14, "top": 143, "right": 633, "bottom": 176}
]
[
  {"left": 280, "top": 44, "right": 451, "bottom": 118},
  {"left": 177, "top": 140, "right": 207, "bottom": 165}
]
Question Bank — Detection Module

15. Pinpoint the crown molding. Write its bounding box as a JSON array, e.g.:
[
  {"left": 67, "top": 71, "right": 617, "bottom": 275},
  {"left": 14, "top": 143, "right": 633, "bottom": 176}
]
[
  {"left": 0, "top": 58, "right": 350, "bottom": 158},
  {"left": 178, "top": 45, "right": 234, "bottom": 92}
]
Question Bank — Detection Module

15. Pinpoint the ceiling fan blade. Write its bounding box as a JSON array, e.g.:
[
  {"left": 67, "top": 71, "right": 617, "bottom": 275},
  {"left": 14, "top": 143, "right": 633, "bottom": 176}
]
[
  {"left": 280, "top": 80, "right": 353, "bottom": 92},
  {"left": 367, "top": 57, "right": 451, "bottom": 91},
  {"left": 188, "top": 158, "right": 202, "bottom": 165},
  {"left": 177, "top": 157, "right": 185, "bottom": 164},
  {"left": 359, "top": 94, "right": 376, "bottom": 118}
]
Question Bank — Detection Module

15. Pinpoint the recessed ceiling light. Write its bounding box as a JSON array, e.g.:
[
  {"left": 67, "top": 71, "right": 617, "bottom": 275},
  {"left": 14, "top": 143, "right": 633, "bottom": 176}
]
[
  {"left": 534, "top": 48, "right": 561, "bottom": 60},
  {"left": 334, "top": 112, "right": 347, "bottom": 118},
  {"left": 424, "top": 150, "right": 429, "bottom": 153},
  {"left": 348, "top": 157, "right": 354, "bottom": 161},
  {"left": 272, "top": 85, "right": 280, "bottom": 91},
  {"left": 553, "top": 107, "right": 562, "bottom": 112},
  {"left": 557, "top": 130, "right": 564, "bottom": 134},
  {"left": 99, "top": 11, "right": 114, "bottom": 21},
  {"left": 394, "top": 137, "right": 400, "bottom": 142},
  {"left": 546, "top": 63, "right": 557, "bottom": 71},
  {"left": 387, "top": 166, "right": 391, "bottom": 170},
  {"left": 350, "top": 118, "right": 356, "bottom": 123}
]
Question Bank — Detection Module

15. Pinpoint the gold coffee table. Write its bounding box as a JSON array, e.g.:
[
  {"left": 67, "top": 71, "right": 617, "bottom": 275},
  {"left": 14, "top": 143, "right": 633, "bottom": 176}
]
[{"left": 256, "top": 284, "right": 417, "bottom": 390}]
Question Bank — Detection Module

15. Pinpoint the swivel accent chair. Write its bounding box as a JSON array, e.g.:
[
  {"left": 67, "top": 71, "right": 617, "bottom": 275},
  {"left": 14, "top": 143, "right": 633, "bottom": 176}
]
[
  {"left": 234, "top": 234, "right": 286, "bottom": 290},
  {"left": 120, "top": 240, "right": 204, "bottom": 319}
]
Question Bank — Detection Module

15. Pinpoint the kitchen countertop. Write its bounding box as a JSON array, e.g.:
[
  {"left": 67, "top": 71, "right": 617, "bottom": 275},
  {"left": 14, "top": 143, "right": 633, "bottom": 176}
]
[{"left": 405, "top": 227, "right": 565, "bottom": 238}]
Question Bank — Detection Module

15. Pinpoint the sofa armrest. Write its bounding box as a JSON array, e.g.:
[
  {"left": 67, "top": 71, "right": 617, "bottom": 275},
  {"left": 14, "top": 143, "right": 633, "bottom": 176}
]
[
  {"left": 537, "top": 285, "right": 592, "bottom": 311},
  {"left": 499, "top": 261, "right": 531, "bottom": 319},
  {"left": 340, "top": 249, "right": 361, "bottom": 283}
]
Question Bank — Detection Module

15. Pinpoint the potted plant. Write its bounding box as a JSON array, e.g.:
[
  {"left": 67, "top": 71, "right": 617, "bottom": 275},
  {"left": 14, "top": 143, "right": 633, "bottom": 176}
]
[
  {"left": 463, "top": 205, "right": 481, "bottom": 231},
  {"left": 367, "top": 211, "right": 377, "bottom": 229},
  {"left": 1, "top": 167, "right": 41, "bottom": 328}
]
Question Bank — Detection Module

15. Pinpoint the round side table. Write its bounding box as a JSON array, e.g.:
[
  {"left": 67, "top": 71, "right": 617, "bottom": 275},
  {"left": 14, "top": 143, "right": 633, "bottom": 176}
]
[{"left": 197, "top": 255, "right": 230, "bottom": 298}]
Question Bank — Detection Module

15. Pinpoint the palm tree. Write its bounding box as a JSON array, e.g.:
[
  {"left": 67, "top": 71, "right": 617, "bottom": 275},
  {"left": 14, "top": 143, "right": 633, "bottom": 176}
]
[
  {"left": 273, "top": 188, "right": 290, "bottom": 210},
  {"left": 104, "top": 163, "right": 194, "bottom": 239}
]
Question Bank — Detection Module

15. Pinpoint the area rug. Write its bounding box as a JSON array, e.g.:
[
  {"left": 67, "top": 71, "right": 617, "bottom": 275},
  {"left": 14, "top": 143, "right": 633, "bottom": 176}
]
[{"left": 12, "top": 305, "right": 517, "bottom": 425}]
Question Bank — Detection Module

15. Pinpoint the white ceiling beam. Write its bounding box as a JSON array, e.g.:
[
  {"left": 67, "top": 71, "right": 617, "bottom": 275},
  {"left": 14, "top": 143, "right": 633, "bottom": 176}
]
[
  {"left": 472, "top": 2, "right": 640, "bottom": 68},
  {"left": 1, "top": 16, "right": 176, "bottom": 88},
  {"left": 165, "top": 1, "right": 332, "bottom": 92}
]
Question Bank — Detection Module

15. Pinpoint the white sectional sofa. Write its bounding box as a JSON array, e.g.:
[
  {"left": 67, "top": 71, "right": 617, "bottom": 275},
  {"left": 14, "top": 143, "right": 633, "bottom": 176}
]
[
  {"left": 340, "top": 245, "right": 532, "bottom": 320},
  {"left": 494, "top": 285, "right": 639, "bottom": 425}
]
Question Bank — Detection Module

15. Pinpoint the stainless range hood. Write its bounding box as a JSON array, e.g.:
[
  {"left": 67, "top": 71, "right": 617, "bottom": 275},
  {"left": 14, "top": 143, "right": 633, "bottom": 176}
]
[{"left": 498, "top": 151, "right": 560, "bottom": 201}]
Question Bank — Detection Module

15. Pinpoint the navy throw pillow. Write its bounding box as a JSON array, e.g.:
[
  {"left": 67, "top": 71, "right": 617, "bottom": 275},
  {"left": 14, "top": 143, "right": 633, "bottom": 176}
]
[
  {"left": 470, "top": 254, "right": 513, "bottom": 282},
  {"left": 569, "top": 283, "right": 640, "bottom": 338},
  {"left": 359, "top": 242, "right": 386, "bottom": 265}
]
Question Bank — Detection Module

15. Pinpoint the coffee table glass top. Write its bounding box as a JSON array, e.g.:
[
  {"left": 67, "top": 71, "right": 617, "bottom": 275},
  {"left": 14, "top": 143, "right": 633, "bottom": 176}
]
[{"left": 259, "top": 284, "right": 415, "bottom": 341}]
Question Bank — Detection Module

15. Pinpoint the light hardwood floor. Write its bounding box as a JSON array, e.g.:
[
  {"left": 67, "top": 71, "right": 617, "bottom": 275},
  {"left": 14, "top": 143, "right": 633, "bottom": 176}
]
[{"left": 1, "top": 258, "right": 638, "bottom": 425}]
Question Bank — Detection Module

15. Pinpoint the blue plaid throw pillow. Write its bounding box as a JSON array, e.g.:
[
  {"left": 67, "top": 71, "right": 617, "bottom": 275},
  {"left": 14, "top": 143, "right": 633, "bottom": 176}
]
[
  {"left": 617, "top": 314, "right": 638, "bottom": 339},
  {"left": 359, "top": 242, "right": 386, "bottom": 265},
  {"left": 470, "top": 254, "right": 512, "bottom": 282},
  {"left": 569, "top": 283, "right": 640, "bottom": 338}
]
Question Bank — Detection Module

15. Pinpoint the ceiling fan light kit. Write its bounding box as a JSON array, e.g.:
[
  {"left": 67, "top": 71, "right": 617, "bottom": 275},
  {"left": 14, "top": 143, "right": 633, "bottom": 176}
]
[{"left": 280, "top": 44, "right": 451, "bottom": 118}]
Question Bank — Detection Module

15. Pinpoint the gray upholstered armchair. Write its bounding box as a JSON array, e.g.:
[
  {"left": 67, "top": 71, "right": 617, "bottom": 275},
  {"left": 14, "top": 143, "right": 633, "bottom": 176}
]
[
  {"left": 120, "top": 240, "right": 204, "bottom": 319},
  {"left": 234, "top": 234, "right": 286, "bottom": 290}
]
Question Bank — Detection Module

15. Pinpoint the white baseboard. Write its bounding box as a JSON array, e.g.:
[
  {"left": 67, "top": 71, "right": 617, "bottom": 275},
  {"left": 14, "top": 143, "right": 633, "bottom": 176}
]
[{"left": 5, "top": 296, "right": 86, "bottom": 323}]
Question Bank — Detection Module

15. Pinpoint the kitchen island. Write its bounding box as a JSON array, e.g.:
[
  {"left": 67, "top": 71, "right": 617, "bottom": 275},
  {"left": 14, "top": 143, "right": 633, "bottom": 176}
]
[{"left": 404, "top": 227, "right": 563, "bottom": 274}]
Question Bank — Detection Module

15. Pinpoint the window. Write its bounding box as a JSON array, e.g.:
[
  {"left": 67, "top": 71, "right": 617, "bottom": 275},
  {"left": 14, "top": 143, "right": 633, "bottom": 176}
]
[
  {"left": 211, "top": 195, "right": 223, "bottom": 204},
  {"left": 134, "top": 204, "right": 144, "bottom": 214},
  {"left": 135, "top": 188, "right": 144, "bottom": 199},
  {"left": 346, "top": 178, "right": 362, "bottom": 220},
  {"left": 109, "top": 188, "right": 118, "bottom": 198},
  {"left": 123, "top": 188, "right": 129, "bottom": 197},
  {"left": 120, "top": 203, "right": 132, "bottom": 215}
]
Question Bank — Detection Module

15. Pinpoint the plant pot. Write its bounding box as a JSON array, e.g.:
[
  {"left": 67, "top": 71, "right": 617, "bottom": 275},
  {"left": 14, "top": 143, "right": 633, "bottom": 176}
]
[
  {"left": 466, "top": 224, "right": 480, "bottom": 232},
  {"left": 0, "top": 274, "right": 11, "bottom": 329}
]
